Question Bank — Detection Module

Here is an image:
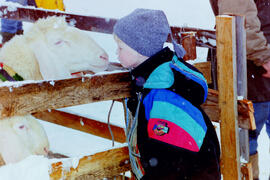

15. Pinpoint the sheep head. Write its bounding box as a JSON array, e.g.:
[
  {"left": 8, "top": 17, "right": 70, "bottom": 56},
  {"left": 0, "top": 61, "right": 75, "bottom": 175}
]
[
  {"left": 0, "top": 116, "right": 49, "bottom": 164},
  {"left": 25, "top": 16, "right": 109, "bottom": 79}
]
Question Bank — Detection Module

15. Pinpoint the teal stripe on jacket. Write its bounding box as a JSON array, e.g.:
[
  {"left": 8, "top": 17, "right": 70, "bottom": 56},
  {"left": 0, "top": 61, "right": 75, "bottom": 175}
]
[
  {"left": 150, "top": 101, "right": 206, "bottom": 148},
  {"left": 145, "top": 89, "right": 207, "bottom": 130}
]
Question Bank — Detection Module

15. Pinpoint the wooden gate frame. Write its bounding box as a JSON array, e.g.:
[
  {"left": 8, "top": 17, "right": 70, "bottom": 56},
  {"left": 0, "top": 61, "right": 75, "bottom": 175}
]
[{"left": 0, "top": 4, "right": 255, "bottom": 180}]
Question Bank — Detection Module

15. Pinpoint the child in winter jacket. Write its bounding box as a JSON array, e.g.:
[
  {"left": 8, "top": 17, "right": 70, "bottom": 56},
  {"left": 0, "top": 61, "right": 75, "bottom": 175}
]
[{"left": 113, "top": 8, "right": 221, "bottom": 180}]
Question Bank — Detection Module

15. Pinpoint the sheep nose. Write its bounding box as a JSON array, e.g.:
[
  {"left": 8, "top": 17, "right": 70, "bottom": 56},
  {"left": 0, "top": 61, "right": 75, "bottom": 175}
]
[{"left": 100, "top": 53, "right": 108, "bottom": 61}]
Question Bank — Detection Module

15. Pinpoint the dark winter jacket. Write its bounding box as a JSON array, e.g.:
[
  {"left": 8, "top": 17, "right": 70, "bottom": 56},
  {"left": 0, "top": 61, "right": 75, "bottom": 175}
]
[
  {"left": 210, "top": 0, "right": 270, "bottom": 102},
  {"left": 127, "top": 47, "right": 221, "bottom": 180}
]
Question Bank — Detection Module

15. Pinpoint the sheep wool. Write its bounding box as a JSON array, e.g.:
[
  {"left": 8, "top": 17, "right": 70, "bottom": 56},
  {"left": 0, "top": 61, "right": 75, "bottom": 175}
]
[{"left": 0, "top": 16, "right": 109, "bottom": 166}]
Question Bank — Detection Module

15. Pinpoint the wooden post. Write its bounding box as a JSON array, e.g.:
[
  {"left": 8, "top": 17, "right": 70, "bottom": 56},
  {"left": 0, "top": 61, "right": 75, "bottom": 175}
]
[
  {"left": 235, "top": 15, "right": 254, "bottom": 179},
  {"left": 181, "top": 32, "right": 197, "bottom": 61},
  {"left": 235, "top": 13, "right": 249, "bottom": 167},
  {"left": 235, "top": 16, "right": 247, "bottom": 98},
  {"left": 216, "top": 15, "right": 241, "bottom": 179}
]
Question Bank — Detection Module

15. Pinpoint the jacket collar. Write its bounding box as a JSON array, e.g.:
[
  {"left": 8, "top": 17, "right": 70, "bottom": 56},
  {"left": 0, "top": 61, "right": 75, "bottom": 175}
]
[{"left": 130, "top": 47, "right": 173, "bottom": 88}]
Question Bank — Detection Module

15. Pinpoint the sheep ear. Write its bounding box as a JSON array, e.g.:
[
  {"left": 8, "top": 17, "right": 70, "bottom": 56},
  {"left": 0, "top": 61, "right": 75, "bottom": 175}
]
[{"left": 29, "top": 39, "right": 71, "bottom": 80}]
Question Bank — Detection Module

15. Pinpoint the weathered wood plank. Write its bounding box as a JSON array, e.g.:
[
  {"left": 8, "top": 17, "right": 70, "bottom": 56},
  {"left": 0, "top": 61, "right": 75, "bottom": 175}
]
[
  {"left": 235, "top": 16, "right": 247, "bottom": 98},
  {"left": 201, "top": 89, "right": 255, "bottom": 130},
  {"left": 0, "top": 72, "right": 131, "bottom": 118},
  {"left": 240, "top": 162, "right": 253, "bottom": 180},
  {"left": 181, "top": 32, "right": 197, "bottom": 61},
  {"left": 193, "top": 61, "right": 212, "bottom": 84},
  {"left": 50, "top": 146, "right": 131, "bottom": 180},
  {"left": 235, "top": 15, "right": 251, "bottom": 173},
  {"left": 216, "top": 15, "right": 241, "bottom": 179},
  {"left": 237, "top": 99, "right": 255, "bottom": 130},
  {"left": 0, "top": 72, "right": 254, "bottom": 130},
  {"left": 30, "top": 93, "right": 253, "bottom": 142},
  {"left": 33, "top": 109, "right": 126, "bottom": 143}
]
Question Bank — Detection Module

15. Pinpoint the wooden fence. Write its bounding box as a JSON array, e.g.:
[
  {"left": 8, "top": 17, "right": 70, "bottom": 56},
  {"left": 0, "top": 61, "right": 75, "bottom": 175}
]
[{"left": 0, "top": 4, "right": 255, "bottom": 180}]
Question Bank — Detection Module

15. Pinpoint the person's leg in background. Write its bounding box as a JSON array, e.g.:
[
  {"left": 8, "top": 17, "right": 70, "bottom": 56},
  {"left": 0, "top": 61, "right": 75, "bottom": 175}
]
[
  {"left": 266, "top": 106, "right": 270, "bottom": 180},
  {"left": 266, "top": 111, "right": 270, "bottom": 139},
  {"left": 1, "top": 0, "right": 27, "bottom": 43},
  {"left": 249, "top": 102, "right": 270, "bottom": 180}
]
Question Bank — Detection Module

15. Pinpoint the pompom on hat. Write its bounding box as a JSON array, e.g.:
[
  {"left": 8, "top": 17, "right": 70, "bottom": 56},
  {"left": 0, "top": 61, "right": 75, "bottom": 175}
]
[{"left": 113, "top": 8, "right": 185, "bottom": 58}]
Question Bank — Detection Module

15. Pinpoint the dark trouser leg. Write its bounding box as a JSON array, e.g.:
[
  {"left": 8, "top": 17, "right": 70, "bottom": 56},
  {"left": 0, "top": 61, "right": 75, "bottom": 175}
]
[{"left": 249, "top": 102, "right": 270, "bottom": 179}]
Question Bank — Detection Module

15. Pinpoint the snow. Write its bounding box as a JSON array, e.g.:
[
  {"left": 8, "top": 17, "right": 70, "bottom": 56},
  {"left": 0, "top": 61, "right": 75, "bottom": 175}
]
[
  {"left": 0, "top": 155, "right": 50, "bottom": 180},
  {"left": 0, "top": 70, "right": 126, "bottom": 89},
  {"left": 0, "top": 0, "right": 269, "bottom": 179}
]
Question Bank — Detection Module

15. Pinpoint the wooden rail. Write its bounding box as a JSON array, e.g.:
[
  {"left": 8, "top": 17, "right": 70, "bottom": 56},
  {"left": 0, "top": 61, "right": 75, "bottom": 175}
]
[
  {"left": 0, "top": 5, "right": 216, "bottom": 48},
  {"left": 0, "top": 72, "right": 131, "bottom": 118},
  {"left": 33, "top": 109, "right": 127, "bottom": 143},
  {"left": 0, "top": 72, "right": 254, "bottom": 130},
  {"left": 50, "top": 146, "right": 130, "bottom": 180},
  {"left": 0, "top": 4, "right": 255, "bottom": 179}
]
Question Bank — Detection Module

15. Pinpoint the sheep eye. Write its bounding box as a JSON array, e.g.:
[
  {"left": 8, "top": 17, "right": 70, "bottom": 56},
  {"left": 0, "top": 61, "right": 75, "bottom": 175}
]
[
  {"left": 54, "top": 40, "right": 63, "bottom": 45},
  {"left": 54, "top": 40, "right": 70, "bottom": 46},
  {"left": 19, "top": 125, "right": 25, "bottom": 129}
]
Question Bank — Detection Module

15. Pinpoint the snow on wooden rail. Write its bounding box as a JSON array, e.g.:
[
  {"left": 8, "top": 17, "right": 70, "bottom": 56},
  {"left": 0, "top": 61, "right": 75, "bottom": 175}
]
[
  {"left": 0, "top": 71, "right": 254, "bottom": 130},
  {"left": 50, "top": 146, "right": 130, "bottom": 179},
  {"left": 0, "top": 71, "right": 131, "bottom": 118}
]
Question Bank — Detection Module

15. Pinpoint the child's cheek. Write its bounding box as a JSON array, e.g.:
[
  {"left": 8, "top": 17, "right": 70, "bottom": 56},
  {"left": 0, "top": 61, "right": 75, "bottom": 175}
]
[{"left": 118, "top": 56, "right": 129, "bottom": 68}]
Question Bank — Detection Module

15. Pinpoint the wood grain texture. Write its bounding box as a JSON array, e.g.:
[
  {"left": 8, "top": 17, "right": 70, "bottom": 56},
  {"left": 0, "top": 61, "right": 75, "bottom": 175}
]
[
  {"left": 240, "top": 162, "right": 253, "bottom": 180},
  {"left": 235, "top": 15, "right": 250, "bottom": 169},
  {"left": 50, "top": 146, "right": 130, "bottom": 180},
  {"left": 201, "top": 89, "right": 254, "bottom": 130},
  {"left": 33, "top": 109, "right": 126, "bottom": 143},
  {"left": 181, "top": 32, "right": 197, "bottom": 61},
  {"left": 0, "top": 72, "right": 131, "bottom": 118},
  {"left": 235, "top": 16, "right": 247, "bottom": 97},
  {"left": 193, "top": 61, "right": 212, "bottom": 84},
  {"left": 216, "top": 15, "right": 241, "bottom": 180},
  {"left": 0, "top": 71, "right": 254, "bottom": 129}
]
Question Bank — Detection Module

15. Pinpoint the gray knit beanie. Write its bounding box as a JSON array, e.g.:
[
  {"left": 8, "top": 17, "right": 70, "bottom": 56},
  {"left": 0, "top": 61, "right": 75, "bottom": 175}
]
[{"left": 114, "top": 8, "right": 185, "bottom": 58}]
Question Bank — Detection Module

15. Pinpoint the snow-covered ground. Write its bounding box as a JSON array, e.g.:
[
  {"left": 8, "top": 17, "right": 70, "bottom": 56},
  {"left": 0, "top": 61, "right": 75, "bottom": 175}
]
[{"left": 0, "top": 0, "right": 269, "bottom": 179}]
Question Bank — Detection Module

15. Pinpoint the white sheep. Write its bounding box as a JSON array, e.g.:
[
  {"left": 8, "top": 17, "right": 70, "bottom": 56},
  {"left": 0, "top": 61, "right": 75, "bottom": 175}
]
[
  {"left": 0, "top": 16, "right": 109, "bottom": 165},
  {"left": 0, "top": 115, "right": 49, "bottom": 164},
  {"left": 0, "top": 16, "right": 109, "bottom": 80}
]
